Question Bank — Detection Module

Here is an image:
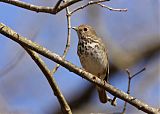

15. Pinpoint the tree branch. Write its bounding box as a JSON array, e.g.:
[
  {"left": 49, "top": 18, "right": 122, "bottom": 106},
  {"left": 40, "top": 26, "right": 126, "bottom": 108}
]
[
  {"left": 23, "top": 47, "right": 72, "bottom": 114},
  {"left": 51, "top": 4, "right": 71, "bottom": 75},
  {"left": 122, "top": 68, "right": 146, "bottom": 114},
  {"left": 70, "top": 0, "right": 127, "bottom": 15},
  {"left": 54, "top": 0, "right": 63, "bottom": 10},
  {"left": 121, "top": 69, "right": 132, "bottom": 114},
  {"left": 0, "top": 23, "right": 159, "bottom": 114},
  {"left": 0, "top": 0, "right": 82, "bottom": 14},
  {"left": 97, "top": 3, "right": 127, "bottom": 12},
  {"left": 70, "top": 0, "right": 108, "bottom": 15}
]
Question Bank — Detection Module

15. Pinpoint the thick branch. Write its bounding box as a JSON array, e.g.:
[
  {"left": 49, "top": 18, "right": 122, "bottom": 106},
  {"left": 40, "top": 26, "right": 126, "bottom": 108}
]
[
  {"left": 0, "top": 23, "right": 159, "bottom": 114},
  {"left": 0, "top": 0, "right": 81, "bottom": 14}
]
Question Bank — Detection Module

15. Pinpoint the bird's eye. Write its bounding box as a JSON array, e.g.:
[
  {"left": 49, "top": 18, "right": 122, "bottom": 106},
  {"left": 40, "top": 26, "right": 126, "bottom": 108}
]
[{"left": 83, "top": 27, "right": 88, "bottom": 31}]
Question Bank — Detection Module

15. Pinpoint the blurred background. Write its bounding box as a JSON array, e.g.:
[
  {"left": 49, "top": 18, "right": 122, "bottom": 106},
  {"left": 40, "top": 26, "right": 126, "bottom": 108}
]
[{"left": 0, "top": 0, "right": 159, "bottom": 114}]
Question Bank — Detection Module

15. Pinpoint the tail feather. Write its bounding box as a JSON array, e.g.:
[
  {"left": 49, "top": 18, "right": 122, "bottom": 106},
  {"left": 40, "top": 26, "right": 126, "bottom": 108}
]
[{"left": 97, "top": 86, "right": 108, "bottom": 103}]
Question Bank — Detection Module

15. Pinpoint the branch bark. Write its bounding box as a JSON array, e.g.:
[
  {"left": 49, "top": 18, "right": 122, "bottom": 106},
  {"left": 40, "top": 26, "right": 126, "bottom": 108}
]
[
  {"left": 0, "top": 0, "right": 81, "bottom": 14},
  {"left": 22, "top": 47, "right": 71, "bottom": 114},
  {"left": 51, "top": 5, "right": 71, "bottom": 75},
  {"left": 0, "top": 23, "right": 159, "bottom": 114}
]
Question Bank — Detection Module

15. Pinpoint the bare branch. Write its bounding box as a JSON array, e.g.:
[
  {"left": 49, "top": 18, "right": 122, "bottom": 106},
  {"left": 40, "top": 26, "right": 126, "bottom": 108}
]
[
  {"left": 131, "top": 67, "right": 146, "bottom": 78},
  {"left": 0, "top": 23, "right": 159, "bottom": 114},
  {"left": 122, "top": 68, "right": 146, "bottom": 114},
  {"left": 70, "top": 0, "right": 108, "bottom": 15},
  {"left": 54, "top": 0, "right": 63, "bottom": 10},
  {"left": 122, "top": 69, "right": 132, "bottom": 114},
  {"left": 55, "top": 0, "right": 82, "bottom": 13},
  {"left": 97, "top": 3, "right": 127, "bottom": 12},
  {"left": 23, "top": 47, "right": 72, "bottom": 114},
  {"left": 51, "top": 4, "right": 71, "bottom": 75},
  {"left": 70, "top": 0, "right": 127, "bottom": 15},
  {"left": 0, "top": 0, "right": 82, "bottom": 14},
  {"left": 111, "top": 96, "right": 117, "bottom": 106}
]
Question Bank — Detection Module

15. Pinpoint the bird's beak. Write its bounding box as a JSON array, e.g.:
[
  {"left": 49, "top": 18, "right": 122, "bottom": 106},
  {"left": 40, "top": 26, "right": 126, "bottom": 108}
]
[{"left": 72, "top": 27, "right": 78, "bottom": 31}]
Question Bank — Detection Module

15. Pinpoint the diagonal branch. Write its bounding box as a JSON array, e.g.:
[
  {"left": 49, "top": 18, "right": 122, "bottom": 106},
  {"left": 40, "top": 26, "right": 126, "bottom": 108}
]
[
  {"left": 0, "top": 23, "right": 159, "bottom": 114},
  {"left": 97, "top": 3, "right": 127, "bottom": 12},
  {"left": 122, "top": 68, "right": 146, "bottom": 114},
  {"left": 70, "top": 0, "right": 127, "bottom": 15},
  {"left": 0, "top": 0, "right": 82, "bottom": 14},
  {"left": 54, "top": 0, "right": 63, "bottom": 10},
  {"left": 70, "top": 0, "right": 108, "bottom": 15},
  {"left": 55, "top": 0, "right": 82, "bottom": 13},
  {"left": 23, "top": 47, "right": 72, "bottom": 114}
]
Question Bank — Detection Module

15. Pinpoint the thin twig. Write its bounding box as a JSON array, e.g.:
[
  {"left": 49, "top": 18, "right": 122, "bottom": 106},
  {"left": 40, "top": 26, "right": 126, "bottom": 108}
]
[
  {"left": 122, "top": 69, "right": 131, "bottom": 114},
  {"left": 51, "top": 3, "right": 71, "bottom": 75},
  {"left": 0, "top": 0, "right": 82, "bottom": 14},
  {"left": 111, "top": 96, "right": 117, "bottom": 106},
  {"left": 122, "top": 68, "right": 146, "bottom": 114},
  {"left": 55, "top": 0, "right": 82, "bottom": 13},
  {"left": 54, "top": 0, "right": 63, "bottom": 10},
  {"left": 23, "top": 47, "right": 72, "bottom": 114},
  {"left": 70, "top": 0, "right": 127, "bottom": 15},
  {"left": 97, "top": 3, "right": 127, "bottom": 12},
  {"left": 131, "top": 67, "right": 146, "bottom": 78},
  {"left": 0, "top": 23, "right": 159, "bottom": 114},
  {"left": 70, "top": 0, "right": 109, "bottom": 15}
]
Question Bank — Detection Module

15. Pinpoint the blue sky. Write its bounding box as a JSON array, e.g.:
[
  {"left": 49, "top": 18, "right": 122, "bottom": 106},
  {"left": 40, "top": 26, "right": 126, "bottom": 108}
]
[{"left": 0, "top": 0, "right": 159, "bottom": 113}]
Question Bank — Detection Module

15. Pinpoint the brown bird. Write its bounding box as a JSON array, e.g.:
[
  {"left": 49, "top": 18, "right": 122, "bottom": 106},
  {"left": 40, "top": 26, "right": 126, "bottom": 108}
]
[{"left": 73, "top": 24, "right": 109, "bottom": 103}]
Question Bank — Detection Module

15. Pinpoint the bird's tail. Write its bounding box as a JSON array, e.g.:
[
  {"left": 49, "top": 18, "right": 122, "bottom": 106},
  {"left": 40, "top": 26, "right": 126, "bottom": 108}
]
[{"left": 97, "top": 86, "right": 108, "bottom": 103}]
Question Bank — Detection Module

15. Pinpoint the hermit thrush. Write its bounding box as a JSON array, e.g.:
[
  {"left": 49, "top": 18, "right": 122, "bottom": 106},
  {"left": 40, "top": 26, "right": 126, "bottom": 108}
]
[{"left": 73, "top": 24, "right": 109, "bottom": 103}]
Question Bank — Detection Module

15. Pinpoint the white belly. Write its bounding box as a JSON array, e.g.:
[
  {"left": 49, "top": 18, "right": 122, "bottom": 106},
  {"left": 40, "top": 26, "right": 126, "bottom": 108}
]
[
  {"left": 77, "top": 39, "right": 108, "bottom": 79},
  {"left": 78, "top": 49, "right": 107, "bottom": 79}
]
